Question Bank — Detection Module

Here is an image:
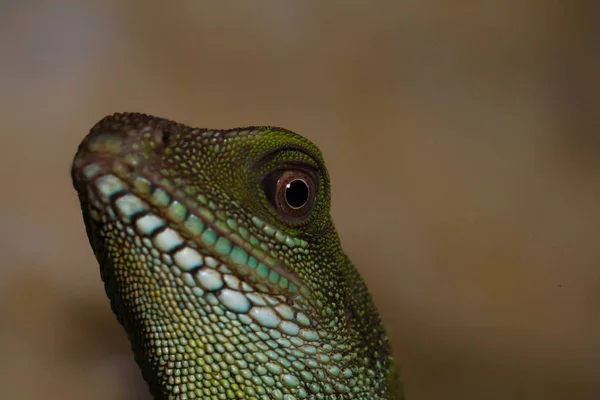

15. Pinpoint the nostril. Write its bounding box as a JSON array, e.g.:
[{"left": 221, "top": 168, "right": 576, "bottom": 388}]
[
  {"left": 159, "top": 129, "right": 171, "bottom": 147},
  {"left": 153, "top": 122, "right": 178, "bottom": 149}
]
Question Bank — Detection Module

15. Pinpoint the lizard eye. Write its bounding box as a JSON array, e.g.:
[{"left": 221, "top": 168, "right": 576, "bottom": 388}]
[{"left": 263, "top": 169, "right": 317, "bottom": 220}]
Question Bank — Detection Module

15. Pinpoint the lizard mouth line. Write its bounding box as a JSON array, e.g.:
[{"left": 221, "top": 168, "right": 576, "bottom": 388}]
[{"left": 73, "top": 153, "right": 310, "bottom": 306}]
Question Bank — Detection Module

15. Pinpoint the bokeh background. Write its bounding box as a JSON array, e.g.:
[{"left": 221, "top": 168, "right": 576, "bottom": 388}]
[{"left": 1, "top": 1, "right": 599, "bottom": 399}]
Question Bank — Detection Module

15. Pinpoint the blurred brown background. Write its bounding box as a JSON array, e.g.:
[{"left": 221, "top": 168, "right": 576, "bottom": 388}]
[{"left": 1, "top": 1, "right": 599, "bottom": 399}]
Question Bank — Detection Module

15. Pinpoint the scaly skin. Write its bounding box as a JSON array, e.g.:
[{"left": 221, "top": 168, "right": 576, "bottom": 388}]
[{"left": 71, "top": 113, "right": 404, "bottom": 399}]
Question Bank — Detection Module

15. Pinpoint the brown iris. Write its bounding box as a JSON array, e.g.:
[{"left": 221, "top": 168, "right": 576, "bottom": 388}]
[{"left": 263, "top": 169, "right": 317, "bottom": 220}]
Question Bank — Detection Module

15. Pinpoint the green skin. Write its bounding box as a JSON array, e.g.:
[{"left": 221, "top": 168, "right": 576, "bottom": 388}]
[{"left": 72, "top": 113, "right": 403, "bottom": 400}]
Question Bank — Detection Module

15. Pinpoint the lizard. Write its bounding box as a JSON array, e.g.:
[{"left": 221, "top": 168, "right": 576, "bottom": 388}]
[{"left": 71, "top": 113, "right": 404, "bottom": 400}]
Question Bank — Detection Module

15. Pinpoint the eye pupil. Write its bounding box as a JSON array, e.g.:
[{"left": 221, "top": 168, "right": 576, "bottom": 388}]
[{"left": 285, "top": 179, "right": 309, "bottom": 209}]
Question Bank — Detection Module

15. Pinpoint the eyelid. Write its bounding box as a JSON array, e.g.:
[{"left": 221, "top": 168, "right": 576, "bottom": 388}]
[{"left": 254, "top": 146, "right": 320, "bottom": 179}]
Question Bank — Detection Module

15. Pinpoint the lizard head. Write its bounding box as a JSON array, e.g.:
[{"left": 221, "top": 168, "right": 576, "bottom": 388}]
[{"left": 72, "top": 113, "right": 400, "bottom": 399}]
